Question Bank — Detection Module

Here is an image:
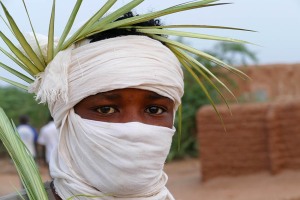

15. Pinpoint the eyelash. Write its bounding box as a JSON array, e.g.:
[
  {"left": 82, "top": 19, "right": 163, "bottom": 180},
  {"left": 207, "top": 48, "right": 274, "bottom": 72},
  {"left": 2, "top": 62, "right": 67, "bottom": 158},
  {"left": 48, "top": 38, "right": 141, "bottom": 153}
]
[
  {"left": 145, "top": 106, "right": 167, "bottom": 115},
  {"left": 95, "top": 106, "right": 118, "bottom": 115},
  {"left": 94, "top": 105, "right": 167, "bottom": 115}
]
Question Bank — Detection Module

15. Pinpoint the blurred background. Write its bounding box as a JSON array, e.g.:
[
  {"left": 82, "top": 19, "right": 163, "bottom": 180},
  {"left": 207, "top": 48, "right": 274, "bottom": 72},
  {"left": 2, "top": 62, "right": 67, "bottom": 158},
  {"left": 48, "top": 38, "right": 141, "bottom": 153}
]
[{"left": 1, "top": 1, "right": 300, "bottom": 199}]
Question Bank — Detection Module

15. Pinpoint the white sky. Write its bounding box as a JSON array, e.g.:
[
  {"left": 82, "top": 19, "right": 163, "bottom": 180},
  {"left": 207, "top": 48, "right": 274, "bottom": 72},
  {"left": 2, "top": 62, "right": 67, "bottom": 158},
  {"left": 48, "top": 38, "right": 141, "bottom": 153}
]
[{"left": 1, "top": 0, "right": 300, "bottom": 85}]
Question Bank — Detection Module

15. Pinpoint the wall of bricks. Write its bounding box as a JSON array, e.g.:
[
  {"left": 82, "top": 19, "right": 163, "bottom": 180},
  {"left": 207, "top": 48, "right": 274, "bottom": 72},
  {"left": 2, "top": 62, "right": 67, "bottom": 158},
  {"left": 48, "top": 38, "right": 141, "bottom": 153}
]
[
  {"left": 219, "top": 63, "right": 300, "bottom": 103},
  {"left": 267, "top": 101, "right": 300, "bottom": 174},
  {"left": 197, "top": 64, "right": 300, "bottom": 181},
  {"left": 198, "top": 103, "right": 270, "bottom": 181}
]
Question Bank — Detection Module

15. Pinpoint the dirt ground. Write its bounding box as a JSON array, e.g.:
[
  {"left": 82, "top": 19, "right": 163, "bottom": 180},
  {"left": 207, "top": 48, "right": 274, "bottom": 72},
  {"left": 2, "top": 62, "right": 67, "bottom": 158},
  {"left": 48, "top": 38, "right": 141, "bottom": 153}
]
[{"left": 2, "top": 157, "right": 300, "bottom": 200}]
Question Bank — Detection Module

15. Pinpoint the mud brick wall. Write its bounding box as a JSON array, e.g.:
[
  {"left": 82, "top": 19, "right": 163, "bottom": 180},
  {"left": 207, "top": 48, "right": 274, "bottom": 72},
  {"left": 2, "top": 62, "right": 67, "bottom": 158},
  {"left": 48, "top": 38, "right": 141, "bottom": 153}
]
[
  {"left": 219, "top": 63, "right": 300, "bottom": 102},
  {"left": 198, "top": 100, "right": 300, "bottom": 181},
  {"left": 198, "top": 103, "right": 271, "bottom": 181},
  {"left": 267, "top": 100, "right": 300, "bottom": 174}
]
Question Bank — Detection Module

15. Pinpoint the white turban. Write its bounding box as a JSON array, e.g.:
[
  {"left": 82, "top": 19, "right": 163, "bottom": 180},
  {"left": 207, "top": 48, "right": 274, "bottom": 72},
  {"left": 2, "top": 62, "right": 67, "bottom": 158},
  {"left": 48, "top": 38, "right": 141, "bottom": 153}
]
[
  {"left": 30, "top": 35, "right": 184, "bottom": 128},
  {"left": 29, "top": 35, "right": 184, "bottom": 200}
]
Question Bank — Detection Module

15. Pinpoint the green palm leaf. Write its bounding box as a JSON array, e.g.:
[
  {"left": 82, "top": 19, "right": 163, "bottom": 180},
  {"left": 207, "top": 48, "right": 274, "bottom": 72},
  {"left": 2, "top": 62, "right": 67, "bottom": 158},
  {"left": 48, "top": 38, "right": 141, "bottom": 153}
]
[
  {"left": 0, "top": 14, "right": 14, "bottom": 35},
  {"left": 47, "top": 0, "right": 56, "bottom": 63},
  {"left": 0, "top": 47, "right": 34, "bottom": 76},
  {"left": 55, "top": 0, "right": 83, "bottom": 55},
  {"left": 0, "top": 108, "right": 48, "bottom": 199},
  {"left": 172, "top": 46, "right": 236, "bottom": 100},
  {"left": 123, "top": 24, "right": 255, "bottom": 32},
  {"left": 61, "top": 0, "right": 118, "bottom": 50},
  {"left": 169, "top": 45, "right": 233, "bottom": 113},
  {"left": 65, "top": 0, "right": 146, "bottom": 47},
  {"left": 83, "top": 0, "right": 145, "bottom": 36},
  {"left": 174, "top": 52, "right": 226, "bottom": 131},
  {"left": 21, "top": 0, "right": 46, "bottom": 66},
  {"left": 0, "top": 62, "right": 33, "bottom": 83},
  {"left": 136, "top": 28, "right": 253, "bottom": 45},
  {"left": 150, "top": 34, "right": 249, "bottom": 79},
  {"left": 97, "top": 0, "right": 227, "bottom": 33},
  {"left": 0, "top": 77, "right": 27, "bottom": 90},
  {"left": 0, "top": 2, "right": 45, "bottom": 71},
  {"left": 0, "top": 32, "right": 40, "bottom": 75}
]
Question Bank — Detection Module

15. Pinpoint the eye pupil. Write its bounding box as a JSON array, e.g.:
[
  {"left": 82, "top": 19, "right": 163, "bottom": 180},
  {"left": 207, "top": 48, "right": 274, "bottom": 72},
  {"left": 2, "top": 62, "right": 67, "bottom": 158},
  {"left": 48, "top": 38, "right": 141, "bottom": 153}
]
[
  {"left": 149, "top": 106, "right": 159, "bottom": 114},
  {"left": 97, "top": 106, "right": 114, "bottom": 114}
]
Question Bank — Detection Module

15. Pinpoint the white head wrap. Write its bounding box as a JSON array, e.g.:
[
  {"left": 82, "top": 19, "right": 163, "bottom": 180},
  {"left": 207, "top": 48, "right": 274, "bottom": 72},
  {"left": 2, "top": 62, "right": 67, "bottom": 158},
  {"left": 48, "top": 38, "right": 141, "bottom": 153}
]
[
  {"left": 30, "top": 35, "right": 184, "bottom": 127},
  {"left": 30, "top": 35, "right": 183, "bottom": 199}
]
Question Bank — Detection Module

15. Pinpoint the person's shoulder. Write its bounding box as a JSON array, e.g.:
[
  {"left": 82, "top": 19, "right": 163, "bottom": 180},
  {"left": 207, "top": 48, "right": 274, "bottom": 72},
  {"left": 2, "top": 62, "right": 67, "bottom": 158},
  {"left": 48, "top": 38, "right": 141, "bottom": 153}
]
[
  {"left": 41, "top": 121, "right": 58, "bottom": 134},
  {"left": 17, "top": 125, "right": 33, "bottom": 132},
  {"left": 0, "top": 182, "right": 55, "bottom": 200},
  {"left": 17, "top": 125, "right": 33, "bottom": 134}
]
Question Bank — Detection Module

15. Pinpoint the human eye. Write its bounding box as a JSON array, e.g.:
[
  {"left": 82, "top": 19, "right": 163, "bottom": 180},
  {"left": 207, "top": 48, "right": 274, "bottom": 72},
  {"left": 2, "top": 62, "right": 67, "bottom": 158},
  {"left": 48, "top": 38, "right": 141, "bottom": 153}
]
[
  {"left": 145, "top": 106, "right": 166, "bottom": 115},
  {"left": 96, "top": 106, "right": 117, "bottom": 115}
]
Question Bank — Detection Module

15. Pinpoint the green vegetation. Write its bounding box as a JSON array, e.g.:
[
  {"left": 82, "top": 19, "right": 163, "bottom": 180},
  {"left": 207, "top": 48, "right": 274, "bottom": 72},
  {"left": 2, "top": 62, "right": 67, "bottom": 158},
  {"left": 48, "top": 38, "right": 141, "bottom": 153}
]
[
  {"left": 168, "top": 41, "right": 258, "bottom": 161},
  {"left": 0, "top": 86, "right": 50, "bottom": 155},
  {"left": 0, "top": 87, "right": 50, "bottom": 128}
]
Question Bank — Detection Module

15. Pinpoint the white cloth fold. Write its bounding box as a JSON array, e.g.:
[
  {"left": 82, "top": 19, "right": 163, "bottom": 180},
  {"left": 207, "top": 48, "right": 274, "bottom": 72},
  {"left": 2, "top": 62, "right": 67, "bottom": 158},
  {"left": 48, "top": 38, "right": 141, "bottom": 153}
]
[
  {"left": 50, "top": 110, "right": 175, "bottom": 200},
  {"left": 28, "top": 35, "right": 183, "bottom": 127},
  {"left": 29, "top": 45, "right": 74, "bottom": 104},
  {"left": 26, "top": 35, "right": 183, "bottom": 200}
]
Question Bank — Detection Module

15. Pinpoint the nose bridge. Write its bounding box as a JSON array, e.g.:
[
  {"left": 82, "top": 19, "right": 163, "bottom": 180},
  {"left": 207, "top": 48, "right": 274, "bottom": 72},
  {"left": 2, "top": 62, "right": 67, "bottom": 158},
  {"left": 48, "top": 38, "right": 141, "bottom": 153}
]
[{"left": 123, "top": 105, "right": 144, "bottom": 123}]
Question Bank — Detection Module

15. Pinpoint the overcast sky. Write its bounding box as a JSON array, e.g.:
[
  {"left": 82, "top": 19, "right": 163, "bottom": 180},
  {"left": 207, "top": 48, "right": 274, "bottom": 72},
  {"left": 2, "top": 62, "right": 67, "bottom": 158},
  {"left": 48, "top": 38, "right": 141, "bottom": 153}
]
[{"left": 1, "top": 0, "right": 300, "bottom": 85}]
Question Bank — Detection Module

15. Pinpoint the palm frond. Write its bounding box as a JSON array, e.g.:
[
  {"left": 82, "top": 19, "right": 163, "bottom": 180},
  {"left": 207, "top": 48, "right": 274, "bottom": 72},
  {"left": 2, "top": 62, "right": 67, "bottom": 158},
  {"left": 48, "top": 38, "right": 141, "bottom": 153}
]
[
  {"left": 150, "top": 34, "right": 249, "bottom": 79},
  {"left": 47, "top": 0, "right": 56, "bottom": 63},
  {"left": 21, "top": 0, "right": 46, "bottom": 65},
  {"left": 61, "top": 0, "right": 118, "bottom": 50},
  {"left": 0, "top": 77, "right": 28, "bottom": 90},
  {"left": 0, "top": 47, "right": 34, "bottom": 76},
  {"left": 169, "top": 45, "right": 233, "bottom": 113},
  {"left": 0, "top": 62, "right": 33, "bottom": 83},
  {"left": 64, "top": 0, "right": 145, "bottom": 47},
  {"left": 83, "top": 0, "right": 145, "bottom": 36},
  {"left": 174, "top": 52, "right": 226, "bottom": 131},
  {"left": 123, "top": 24, "right": 255, "bottom": 32},
  {"left": 55, "top": 0, "right": 83, "bottom": 55},
  {"left": 136, "top": 28, "right": 253, "bottom": 45},
  {"left": 172, "top": 46, "right": 236, "bottom": 101},
  {"left": 0, "top": 108, "right": 48, "bottom": 199},
  {"left": 0, "top": 14, "right": 14, "bottom": 35},
  {"left": 0, "top": 2, "right": 45, "bottom": 71},
  {"left": 0, "top": 31, "right": 40, "bottom": 75},
  {"left": 97, "top": 1, "right": 228, "bottom": 33}
]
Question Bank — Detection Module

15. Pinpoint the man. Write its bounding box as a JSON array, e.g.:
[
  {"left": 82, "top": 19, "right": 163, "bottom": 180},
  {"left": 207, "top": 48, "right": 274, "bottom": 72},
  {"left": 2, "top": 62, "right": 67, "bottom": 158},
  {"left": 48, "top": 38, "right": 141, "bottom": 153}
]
[
  {"left": 38, "top": 116, "right": 59, "bottom": 165},
  {"left": 2, "top": 15, "right": 181, "bottom": 200},
  {"left": 48, "top": 36, "right": 182, "bottom": 199},
  {"left": 0, "top": 1, "right": 248, "bottom": 199},
  {"left": 17, "top": 115, "right": 36, "bottom": 159}
]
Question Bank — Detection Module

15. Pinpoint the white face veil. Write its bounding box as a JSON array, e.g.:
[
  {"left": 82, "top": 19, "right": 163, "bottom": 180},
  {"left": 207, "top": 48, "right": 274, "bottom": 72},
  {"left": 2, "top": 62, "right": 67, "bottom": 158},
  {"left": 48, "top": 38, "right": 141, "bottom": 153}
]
[{"left": 30, "top": 35, "right": 184, "bottom": 200}]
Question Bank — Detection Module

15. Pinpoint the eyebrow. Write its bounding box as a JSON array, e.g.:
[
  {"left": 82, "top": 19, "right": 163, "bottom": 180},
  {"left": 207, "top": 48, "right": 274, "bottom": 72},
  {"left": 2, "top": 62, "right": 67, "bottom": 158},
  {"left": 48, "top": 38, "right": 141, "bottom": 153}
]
[
  {"left": 147, "top": 93, "right": 171, "bottom": 101},
  {"left": 96, "top": 93, "right": 121, "bottom": 100},
  {"left": 95, "top": 91, "right": 172, "bottom": 101}
]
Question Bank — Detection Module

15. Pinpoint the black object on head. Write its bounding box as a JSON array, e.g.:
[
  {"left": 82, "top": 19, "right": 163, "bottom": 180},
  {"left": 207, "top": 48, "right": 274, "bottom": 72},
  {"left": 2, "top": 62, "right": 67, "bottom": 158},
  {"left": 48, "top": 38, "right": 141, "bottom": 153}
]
[
  {"left": 88, "top": 11, "right": 162, "bottom": 43},
  {"left": 19, "top": 115, "right": 29, "bottom": 124}
]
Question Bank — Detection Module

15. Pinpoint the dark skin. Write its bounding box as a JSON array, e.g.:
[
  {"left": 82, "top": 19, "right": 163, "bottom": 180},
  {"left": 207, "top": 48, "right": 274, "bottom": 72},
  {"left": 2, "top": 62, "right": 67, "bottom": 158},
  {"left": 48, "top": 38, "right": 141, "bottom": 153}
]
[
  {"left": 51, "top": 88, "right": 175, "bottom": 199},
  {"left": 74, "top": 88, "right": 175, "bottom": 128}
]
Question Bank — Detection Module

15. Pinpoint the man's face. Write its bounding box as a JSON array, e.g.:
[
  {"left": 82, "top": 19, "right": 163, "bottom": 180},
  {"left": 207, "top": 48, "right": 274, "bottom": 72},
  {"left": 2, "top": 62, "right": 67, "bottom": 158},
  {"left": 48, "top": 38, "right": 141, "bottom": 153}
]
[{"left": 74, "top": 88, "right": 175, "bottom": 128}]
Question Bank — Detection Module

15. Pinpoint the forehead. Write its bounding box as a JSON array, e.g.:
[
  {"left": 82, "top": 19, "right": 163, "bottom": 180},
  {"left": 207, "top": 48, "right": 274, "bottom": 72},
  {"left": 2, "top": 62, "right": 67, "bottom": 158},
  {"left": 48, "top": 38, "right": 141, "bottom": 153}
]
[
  {"left": 99, "top": 88, "right": 169, "bottom": 98},
  {"left": 79, "top": 88, "right": 174, "bottom": 104},
  {"left": 77, "top": 88, "right": 174, "bottom": 106}
]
